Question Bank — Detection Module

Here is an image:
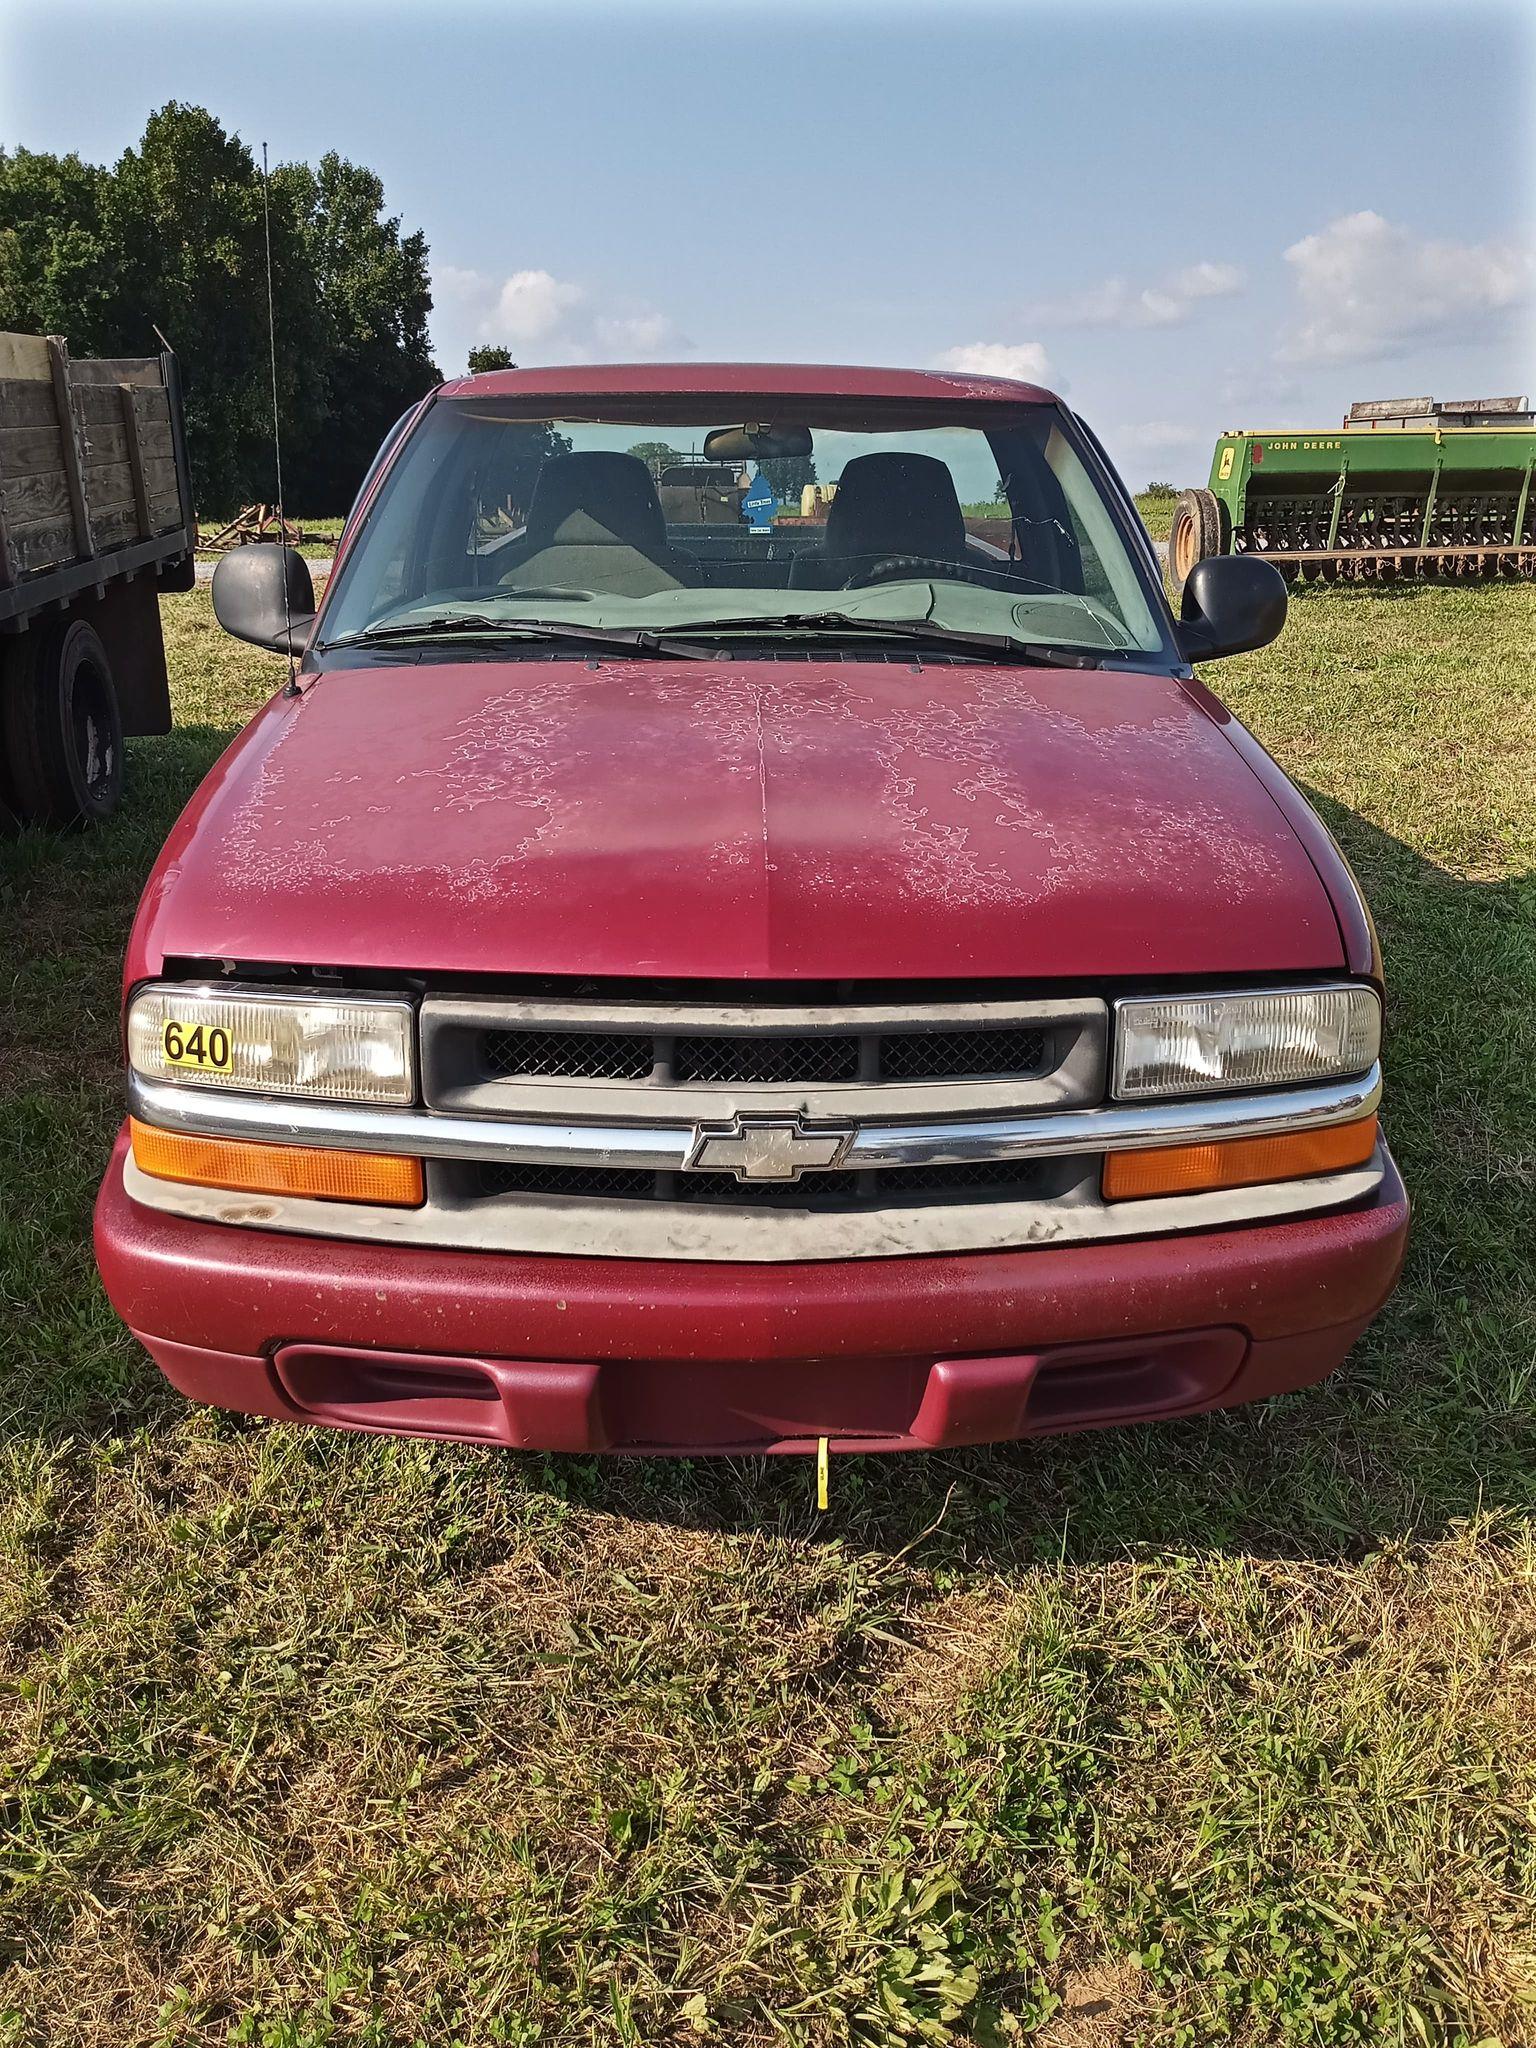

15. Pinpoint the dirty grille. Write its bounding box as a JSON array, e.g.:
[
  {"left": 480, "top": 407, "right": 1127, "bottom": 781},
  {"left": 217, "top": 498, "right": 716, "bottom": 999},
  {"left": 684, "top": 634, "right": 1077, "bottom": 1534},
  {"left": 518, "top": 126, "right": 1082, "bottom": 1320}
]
[
  {"left": 476, "top": 1022, "right": 1047, "bottom": 1087},
  {"left": 881, "top": 1027, "right": 1045, "bottom": 1080},
  {"left": 674, "top": 1035, "right": 860, "bottom": 1084},
  {"left": 484, "top": 1029, "right": 654, "bottom": 1082},
  {"left": 470, "top": 1158, "right": 1050, "bottom": 1210}
]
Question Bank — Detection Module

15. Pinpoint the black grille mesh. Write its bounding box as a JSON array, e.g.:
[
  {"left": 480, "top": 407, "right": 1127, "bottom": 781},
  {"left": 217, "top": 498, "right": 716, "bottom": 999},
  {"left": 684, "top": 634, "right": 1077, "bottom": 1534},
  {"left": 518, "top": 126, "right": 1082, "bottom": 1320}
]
[
  {"left": 674, "top": 1034, "right": 861, "bottom": 1084},
  {"left": 881, "top": 1027, "right": 1046, "bottom": 1080},
  {"left": 484, "top": 1029, "right": 653, "bottom": 1082},
  {"left": 474, "top": 1158, "right": 1044, "bottom": 1209},
  {"left": 476, "top": 1161, "right": 658, "bottom": 1200},
  {"left": 479, "top": 1022, "right": 1048, "bottom": 1087}
]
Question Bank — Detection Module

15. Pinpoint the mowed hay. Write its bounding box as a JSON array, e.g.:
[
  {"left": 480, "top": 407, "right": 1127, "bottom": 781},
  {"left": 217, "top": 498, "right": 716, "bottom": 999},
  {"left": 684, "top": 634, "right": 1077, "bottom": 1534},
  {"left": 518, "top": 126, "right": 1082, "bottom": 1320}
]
[{"left": 2, "top": 583, "right": 1535, "bottom": 2045}]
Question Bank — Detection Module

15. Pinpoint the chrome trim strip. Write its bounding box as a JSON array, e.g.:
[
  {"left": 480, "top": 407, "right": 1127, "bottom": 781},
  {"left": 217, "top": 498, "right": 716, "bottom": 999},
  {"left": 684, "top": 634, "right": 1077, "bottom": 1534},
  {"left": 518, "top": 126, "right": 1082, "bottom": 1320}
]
[
  {"left": 129, "top": 1063, "right": 1381, "bottom": 1170},
  {"left": 847, "top": 1066, "right": 1380, "bottom": 1167},
  {"left": 131, "top": 1072, "right": 694, "bottom": 1167},
  {"left": 121, "top": 1147, "right": 1389, "bottom": 1263}
]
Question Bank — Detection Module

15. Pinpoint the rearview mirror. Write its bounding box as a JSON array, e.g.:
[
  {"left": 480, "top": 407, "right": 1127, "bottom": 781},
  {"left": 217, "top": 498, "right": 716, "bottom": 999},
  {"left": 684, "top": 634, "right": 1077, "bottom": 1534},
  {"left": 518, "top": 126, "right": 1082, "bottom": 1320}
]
[
  {"left": 1175, "top": 555, "right": 1287, "bottom": 663},
  {"left": 211, "top": 544, "right": 317, "bottom": 655},
  {"left": 702, "top": 422, "right": 813, "bottom": 463}
]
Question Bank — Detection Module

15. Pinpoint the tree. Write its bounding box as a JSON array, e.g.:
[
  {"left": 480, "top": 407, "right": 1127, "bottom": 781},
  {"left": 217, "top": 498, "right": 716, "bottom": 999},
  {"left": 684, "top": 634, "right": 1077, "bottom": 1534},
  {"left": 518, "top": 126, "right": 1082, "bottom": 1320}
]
[
  {"left": 101, "top": 105, "right": 329, "bottom": 513},
  {"left": 628, "top": 440, "right": 687, "bottom": 477},
  {"left": 0, "top": 148, "right": 113, "bottom": 345},
  {"left": 0, "top": 105, "right": 439, "bottom": 514},
  {"left": 757, "top": 454, "right": 816, "bottom": 504},
  {"left": 277, "top": 152, "right": 439, "bottom": 511},
  {"left": 467, "top": 344, "right": 515, "bottom": 373}
]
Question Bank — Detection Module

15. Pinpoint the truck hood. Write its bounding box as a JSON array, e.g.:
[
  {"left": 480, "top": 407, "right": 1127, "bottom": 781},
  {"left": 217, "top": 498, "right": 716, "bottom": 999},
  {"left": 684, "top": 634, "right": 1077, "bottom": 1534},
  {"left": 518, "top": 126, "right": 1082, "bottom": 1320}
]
[{"left": 133, "top": 657, "right": 1344, "bottom": 982}]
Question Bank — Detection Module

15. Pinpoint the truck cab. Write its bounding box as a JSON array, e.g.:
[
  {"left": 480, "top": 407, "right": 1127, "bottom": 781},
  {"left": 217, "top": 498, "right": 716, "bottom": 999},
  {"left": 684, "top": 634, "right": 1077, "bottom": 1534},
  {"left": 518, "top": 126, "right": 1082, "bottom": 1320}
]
[{"left": 94, "top": 364, "right": 1406, "bottom": 1455}]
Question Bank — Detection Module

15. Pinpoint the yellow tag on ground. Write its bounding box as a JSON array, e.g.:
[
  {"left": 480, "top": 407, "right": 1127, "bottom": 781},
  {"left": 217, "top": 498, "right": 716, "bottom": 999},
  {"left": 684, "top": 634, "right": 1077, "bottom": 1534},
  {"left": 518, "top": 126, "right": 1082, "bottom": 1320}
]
[{"left": 817, "top": 1436, "right": 829, "bottom": 1511}]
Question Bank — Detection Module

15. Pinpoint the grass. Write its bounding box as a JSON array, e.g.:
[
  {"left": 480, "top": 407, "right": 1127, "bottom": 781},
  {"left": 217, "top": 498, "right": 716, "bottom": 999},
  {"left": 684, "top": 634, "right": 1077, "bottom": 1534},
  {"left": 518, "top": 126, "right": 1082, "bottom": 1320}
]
[
  {"left": 2, "top": 583, "right": 1536, "bottom": 2045},
  {"left": 197, "top": 516, "right": 345, "bottom": 557},
  {"left": 1134, "top": 490, "right": 1179, "bottom": 543}
]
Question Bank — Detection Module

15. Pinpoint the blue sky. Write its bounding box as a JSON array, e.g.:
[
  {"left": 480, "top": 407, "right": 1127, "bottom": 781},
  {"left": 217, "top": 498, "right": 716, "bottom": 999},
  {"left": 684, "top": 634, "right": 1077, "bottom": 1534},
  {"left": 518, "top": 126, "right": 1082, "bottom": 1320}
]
[{"left": 5, "top": 0, "right": 1533, "bottom": 488}]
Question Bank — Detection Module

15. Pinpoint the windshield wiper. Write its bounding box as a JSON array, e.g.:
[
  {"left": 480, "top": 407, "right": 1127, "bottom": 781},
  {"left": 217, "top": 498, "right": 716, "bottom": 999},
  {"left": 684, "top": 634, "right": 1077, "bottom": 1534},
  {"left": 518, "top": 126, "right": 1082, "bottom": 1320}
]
[
  {"left": 318, "top": 615, "right": 718, "bottom": 661},
  {"left": 671, "top": 611, "right": 1117, "bottom": 668}
]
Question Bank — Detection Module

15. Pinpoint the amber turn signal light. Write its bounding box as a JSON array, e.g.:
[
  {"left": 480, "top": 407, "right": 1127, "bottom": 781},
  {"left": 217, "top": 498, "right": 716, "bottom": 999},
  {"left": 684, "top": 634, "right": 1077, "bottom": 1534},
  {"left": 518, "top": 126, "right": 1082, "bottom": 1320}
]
[
  {"left": 1102, "top": 1114, "right": 1378, "bottom": 1203},
  {"left": 129, "top": 1119, "right": 424, "bottom": 1207}
]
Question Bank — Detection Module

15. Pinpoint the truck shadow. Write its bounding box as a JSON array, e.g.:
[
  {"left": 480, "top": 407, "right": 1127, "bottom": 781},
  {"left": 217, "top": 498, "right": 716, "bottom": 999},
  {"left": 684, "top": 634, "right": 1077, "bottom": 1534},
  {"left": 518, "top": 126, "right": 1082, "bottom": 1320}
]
[{"left": 541, "top": 791, "right": 1536, "bottom": 1567}]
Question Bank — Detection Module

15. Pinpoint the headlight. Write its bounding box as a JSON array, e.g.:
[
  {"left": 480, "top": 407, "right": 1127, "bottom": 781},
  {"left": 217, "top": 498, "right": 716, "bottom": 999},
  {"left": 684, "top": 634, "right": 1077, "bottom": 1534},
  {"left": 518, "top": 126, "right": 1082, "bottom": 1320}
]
[
  {"left": 128, "top": 985, "right": 414, "bottom": 1104},
  {"left": 1113, "top": 986, "right": 1380, "bottom": 1100}
]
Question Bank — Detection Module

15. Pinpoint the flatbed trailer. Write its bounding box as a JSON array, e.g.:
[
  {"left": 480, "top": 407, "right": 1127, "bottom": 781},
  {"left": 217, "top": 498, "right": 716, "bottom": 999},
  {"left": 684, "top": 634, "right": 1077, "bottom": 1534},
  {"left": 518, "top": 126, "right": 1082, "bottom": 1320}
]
[{"left": 0, "top": 332, "right": 196, "bottom": 829}]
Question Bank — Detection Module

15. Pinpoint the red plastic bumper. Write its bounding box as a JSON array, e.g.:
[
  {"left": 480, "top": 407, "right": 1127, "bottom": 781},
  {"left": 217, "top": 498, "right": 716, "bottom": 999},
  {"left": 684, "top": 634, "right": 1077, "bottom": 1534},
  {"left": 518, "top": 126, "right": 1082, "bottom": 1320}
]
[{"left": 94, "top": 1130, "right": 1408, "bottom": 1454}]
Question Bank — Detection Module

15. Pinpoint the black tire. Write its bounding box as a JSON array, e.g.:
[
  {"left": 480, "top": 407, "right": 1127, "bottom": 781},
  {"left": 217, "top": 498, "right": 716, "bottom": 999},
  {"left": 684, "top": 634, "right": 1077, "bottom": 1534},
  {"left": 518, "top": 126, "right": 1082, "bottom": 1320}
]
[
  {"left": 0, "top": 617, "right": 124, "bottom": 829},
  {"left": 1167, "top": 488, "right": 1229, "bottom": 601}
]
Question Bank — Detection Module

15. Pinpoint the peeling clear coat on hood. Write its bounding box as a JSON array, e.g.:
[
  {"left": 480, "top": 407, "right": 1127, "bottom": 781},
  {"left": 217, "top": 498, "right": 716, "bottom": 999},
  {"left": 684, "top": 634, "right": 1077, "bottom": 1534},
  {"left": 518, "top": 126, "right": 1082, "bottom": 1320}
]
[{"left": 130, "top": 657, "right": 1345, "bottom": 983}]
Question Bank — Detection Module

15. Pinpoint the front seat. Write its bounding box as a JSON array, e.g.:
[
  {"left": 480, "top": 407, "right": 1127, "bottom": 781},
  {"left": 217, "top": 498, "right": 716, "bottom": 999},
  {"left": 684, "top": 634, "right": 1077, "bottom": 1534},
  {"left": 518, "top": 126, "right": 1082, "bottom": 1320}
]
[
  {"left": 790, "top": 452, "right": 968, "bottom": 588},
  {"left": 498, "top": 451, "right": 698, "bottom": 596}
]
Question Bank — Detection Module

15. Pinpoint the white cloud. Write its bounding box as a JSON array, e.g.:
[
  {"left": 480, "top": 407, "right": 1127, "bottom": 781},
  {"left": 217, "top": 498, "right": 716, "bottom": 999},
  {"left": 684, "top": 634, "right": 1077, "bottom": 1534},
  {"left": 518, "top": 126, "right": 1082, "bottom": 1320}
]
[
  {"left": 432, "top": 263, "right": 690, "bottom": 370},
  {"left": 934, "top": 341, "right": 1051, "bottom": 383},
  {"left": 1279, "top": 210, "right": 1532, "bottom": 365},
  {"left": 593, "top": 309, "right": 689, "bottom": 356},
  {"left": 1032, "top": 260, "right": 1245, "bottom": 330},
  {"left": 1112, "top": 420, "right": 1199, "bottom": 453},
  {"left": 492, "top": 268, "right": 587, "bottom": 345},
  {"left": 1170, "top": 261, "right": 1245, "bottom": 303}
]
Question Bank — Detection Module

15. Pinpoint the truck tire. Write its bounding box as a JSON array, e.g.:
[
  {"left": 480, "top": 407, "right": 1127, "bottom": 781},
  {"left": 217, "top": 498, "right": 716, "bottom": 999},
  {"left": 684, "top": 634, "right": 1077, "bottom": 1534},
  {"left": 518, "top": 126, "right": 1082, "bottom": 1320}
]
[
  {"left": 1, "top": 616, "right": 124, "bottom": 828},
  {"left": 1167, "top": 488, "right": 1229, "bottom": 601}
]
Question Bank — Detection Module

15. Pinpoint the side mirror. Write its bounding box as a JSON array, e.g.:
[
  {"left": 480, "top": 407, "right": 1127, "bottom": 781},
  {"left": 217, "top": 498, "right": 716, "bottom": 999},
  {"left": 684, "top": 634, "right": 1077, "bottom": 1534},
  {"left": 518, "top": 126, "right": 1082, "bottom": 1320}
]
[
  {"left": 1175, "top": 555, "right": 1287, "bottom": 663},
  {"left": 211, "top": 544, "right": 317, "bottom": 655}
]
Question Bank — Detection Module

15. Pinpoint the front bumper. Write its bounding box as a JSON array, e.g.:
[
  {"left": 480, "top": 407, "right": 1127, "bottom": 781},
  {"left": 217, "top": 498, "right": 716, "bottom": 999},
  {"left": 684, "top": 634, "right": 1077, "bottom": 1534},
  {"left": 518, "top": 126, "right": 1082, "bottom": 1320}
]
[{"left": 95, "top": 1129, "right": 1409, "bottom": 1454}]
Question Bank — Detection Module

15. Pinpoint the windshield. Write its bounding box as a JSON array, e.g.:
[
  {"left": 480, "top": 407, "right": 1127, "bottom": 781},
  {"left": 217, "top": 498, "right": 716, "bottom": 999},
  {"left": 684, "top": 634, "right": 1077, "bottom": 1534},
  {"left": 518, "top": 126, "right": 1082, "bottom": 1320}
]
[{"left": 318, "top": 397, "right": 1172, "bottom": 660}]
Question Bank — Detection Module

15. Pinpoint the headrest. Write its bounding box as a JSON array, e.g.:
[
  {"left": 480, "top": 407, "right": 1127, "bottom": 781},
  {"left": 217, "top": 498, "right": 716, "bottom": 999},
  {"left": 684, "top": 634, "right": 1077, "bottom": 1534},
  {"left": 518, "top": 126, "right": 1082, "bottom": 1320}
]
[
  {"left": 824, "top": 452, "right": 967, "bottom": 561},
  {"left": 524, "top": 452, "right": 668, "bottom": 549}
]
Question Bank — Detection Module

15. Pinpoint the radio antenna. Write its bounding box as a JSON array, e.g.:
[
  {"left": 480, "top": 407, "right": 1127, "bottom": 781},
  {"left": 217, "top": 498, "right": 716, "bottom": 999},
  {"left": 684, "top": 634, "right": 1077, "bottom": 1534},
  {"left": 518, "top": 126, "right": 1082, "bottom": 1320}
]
[{"left": 260, "top": 141, "right": 299, "bottom": 692}]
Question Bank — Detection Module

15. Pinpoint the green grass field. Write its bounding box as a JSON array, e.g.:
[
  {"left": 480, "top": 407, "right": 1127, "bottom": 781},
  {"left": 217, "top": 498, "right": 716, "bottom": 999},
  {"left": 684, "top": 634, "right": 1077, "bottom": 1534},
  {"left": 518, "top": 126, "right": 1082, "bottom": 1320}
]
[{"left": 2, "top": 584, "right": 1534, "bottom": 2046}]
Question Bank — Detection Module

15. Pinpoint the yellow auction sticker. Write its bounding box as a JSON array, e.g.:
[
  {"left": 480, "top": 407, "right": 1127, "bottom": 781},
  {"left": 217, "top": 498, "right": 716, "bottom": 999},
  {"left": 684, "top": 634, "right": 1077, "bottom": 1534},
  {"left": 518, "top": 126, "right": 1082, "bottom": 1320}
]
[{"left": 161, "top": 1020, "right": 233, "bottom": 1073}]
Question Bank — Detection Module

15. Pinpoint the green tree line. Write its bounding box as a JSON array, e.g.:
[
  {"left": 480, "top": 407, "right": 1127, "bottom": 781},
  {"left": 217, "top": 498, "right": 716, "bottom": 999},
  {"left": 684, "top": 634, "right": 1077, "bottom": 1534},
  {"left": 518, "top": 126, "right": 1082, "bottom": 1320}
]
[{"left": 0, "top": 103, "right": 440, "bottom": 515}]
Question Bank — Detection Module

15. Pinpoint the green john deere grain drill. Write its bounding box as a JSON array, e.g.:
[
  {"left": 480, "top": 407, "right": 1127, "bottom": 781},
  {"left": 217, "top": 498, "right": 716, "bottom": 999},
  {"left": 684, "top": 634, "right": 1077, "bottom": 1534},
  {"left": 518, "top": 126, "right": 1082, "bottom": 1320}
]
[{"left": 1168, "top": 395, "right": 1536, "bottom": 596}]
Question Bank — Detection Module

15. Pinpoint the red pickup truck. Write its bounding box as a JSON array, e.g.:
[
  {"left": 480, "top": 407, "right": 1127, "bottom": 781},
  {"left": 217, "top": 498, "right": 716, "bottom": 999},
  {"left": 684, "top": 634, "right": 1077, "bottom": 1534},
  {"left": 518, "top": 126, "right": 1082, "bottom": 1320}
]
[{"left": 94, "top": 363, "right": 1407, "bottom": 1456}]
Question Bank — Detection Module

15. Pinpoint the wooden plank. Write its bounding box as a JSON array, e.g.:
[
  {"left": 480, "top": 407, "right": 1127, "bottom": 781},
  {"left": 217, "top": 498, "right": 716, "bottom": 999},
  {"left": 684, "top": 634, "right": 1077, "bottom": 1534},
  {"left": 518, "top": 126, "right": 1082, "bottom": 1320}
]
[
  {"left": 0, "top": 332, "right": 53, "bottom": 381},
  {"left": 1, "top": 468, "right": 71, "bottom": 525},
  {"left": 74, "top": 382, "right": 171, "bottom": 429},
  {"left": 0, "top": 503, "right": 13, "bottom": 589},
  {"left": 142, "top": 453, "right": 178, "bottom": 501},
  {"left": 119, "top": 385, "right": 152, "bottom": 540},
  {"left": 0, "top": 379, "right": 64, "bottom": 430},
  {"left": 147, "top": 490, "right": 182, "bottom": 528},
  {"left": 46, "top": 336, "right": 93, "bottom": 559},
  {"left": 79, "top": 418, "right": 172, "bottom": 467},
  {"left": 66, "top": 356, "right": 163, "bottom": 388},
  {"left": 93, "top": 502, "right": 141, "bottom": 550},
  {"left": 7, "top": 516, "right": 75, "bottom": 576},
  {"left": 0, "top": 422, "right": 66, "bottom": 481},
  {"left": 82, "top": 457, "right": 135, "bottom": 514}
]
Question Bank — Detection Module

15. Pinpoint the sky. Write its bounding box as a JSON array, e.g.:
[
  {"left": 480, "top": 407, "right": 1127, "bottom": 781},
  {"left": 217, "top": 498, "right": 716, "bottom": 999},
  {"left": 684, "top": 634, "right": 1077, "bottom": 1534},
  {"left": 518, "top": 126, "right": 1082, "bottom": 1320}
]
[{"left": 5, "top": 0, "right": 1534, "bottom": 489}]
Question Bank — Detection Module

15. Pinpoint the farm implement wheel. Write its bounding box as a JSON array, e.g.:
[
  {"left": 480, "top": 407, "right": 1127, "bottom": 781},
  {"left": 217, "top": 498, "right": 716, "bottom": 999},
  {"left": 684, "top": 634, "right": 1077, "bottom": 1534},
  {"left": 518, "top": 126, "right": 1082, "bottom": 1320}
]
[{"left": 1167, "top": 488, "right": 1228, "bottom": 600}]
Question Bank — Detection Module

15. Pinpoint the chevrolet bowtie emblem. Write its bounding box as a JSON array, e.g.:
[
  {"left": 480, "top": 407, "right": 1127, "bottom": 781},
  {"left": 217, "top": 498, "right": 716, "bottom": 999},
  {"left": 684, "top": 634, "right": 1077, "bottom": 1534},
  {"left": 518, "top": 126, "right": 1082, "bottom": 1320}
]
[{"left": 686, "top": 1116, "right": 855, "bottom": 1183}]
